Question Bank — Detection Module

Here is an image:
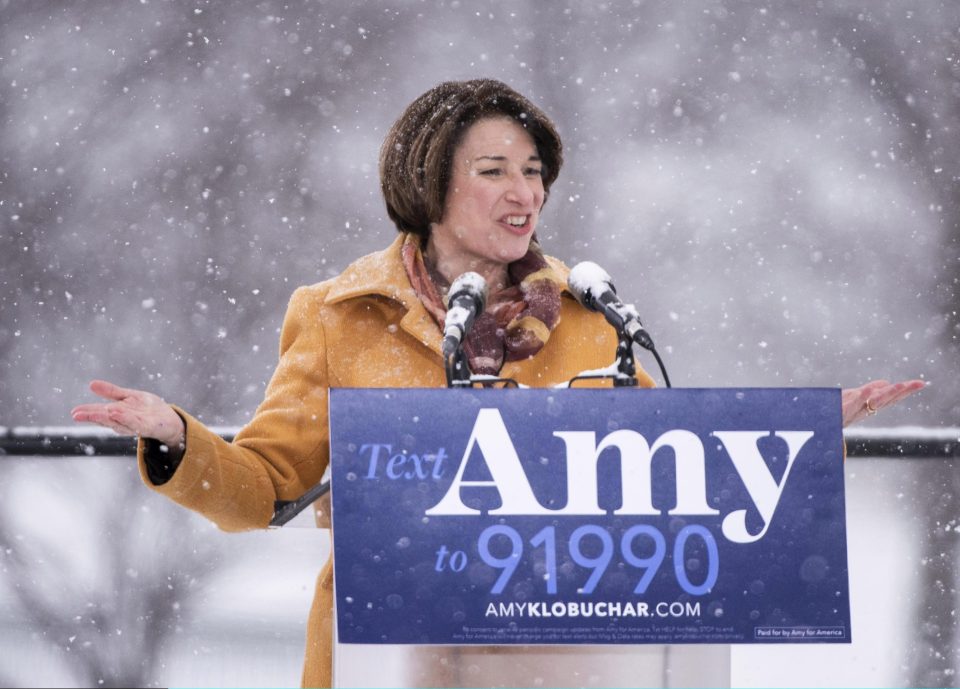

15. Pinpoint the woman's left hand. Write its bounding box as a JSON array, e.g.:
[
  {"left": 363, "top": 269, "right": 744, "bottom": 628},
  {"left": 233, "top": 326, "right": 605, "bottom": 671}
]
[{"left": 841, "top": 379, "right": 926, "bottom": 427}]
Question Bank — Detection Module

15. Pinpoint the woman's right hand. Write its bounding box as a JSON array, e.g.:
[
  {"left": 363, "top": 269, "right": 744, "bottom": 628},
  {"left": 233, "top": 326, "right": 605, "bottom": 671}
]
[{"left": 71, "top": 379, "right": 185, "bottom": 447}]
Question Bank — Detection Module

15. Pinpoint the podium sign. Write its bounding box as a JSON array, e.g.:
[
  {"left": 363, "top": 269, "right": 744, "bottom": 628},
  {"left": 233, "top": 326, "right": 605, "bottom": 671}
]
[{"left": 330, "top": 388, "right": 850, "bottom": 645}]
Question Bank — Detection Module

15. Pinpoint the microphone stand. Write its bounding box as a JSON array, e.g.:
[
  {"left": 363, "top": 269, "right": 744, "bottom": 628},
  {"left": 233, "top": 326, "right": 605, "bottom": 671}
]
[
  {"left": 613, "top": 333, "right": 639, "bottom": 387},
  {"left": 568, "top": 327, "right": 672, "bottom": 389},
  {"left": 567, "top": 331, "right": 639, "bottom": 388},
  {"left": 445, "top": 341, "right": 521, "bottom": 389},
  {"left": 444, "top": 345, "right": 473, "bottom": 388}
]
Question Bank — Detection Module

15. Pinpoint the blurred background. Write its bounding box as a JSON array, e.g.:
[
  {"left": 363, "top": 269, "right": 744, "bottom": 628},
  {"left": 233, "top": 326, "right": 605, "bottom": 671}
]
[{"left": 1, "top": 0, "right": 957, "bottom": 686}]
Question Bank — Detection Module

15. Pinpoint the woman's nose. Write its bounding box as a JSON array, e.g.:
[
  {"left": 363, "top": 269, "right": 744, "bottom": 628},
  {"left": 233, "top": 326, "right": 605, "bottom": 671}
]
[{"left": 505, "top": 172, "right": 536, "bottom": 206}]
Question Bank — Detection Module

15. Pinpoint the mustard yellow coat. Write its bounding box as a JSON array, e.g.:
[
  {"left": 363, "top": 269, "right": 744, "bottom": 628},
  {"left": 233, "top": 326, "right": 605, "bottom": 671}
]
[{"left": 137, "top": 233, "right": 655, "bottom": 687}]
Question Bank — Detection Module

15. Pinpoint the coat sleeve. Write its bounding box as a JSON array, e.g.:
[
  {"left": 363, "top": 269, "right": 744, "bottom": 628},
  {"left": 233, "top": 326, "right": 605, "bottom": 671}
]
[{"left": 136, "top": 285, "right": 332, "bottom": 532}]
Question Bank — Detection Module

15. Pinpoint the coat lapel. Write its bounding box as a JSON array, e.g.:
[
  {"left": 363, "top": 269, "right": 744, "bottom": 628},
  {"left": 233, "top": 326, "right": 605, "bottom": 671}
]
[{"left": 324, "top": 234, "right": 444, "bottom": 358}]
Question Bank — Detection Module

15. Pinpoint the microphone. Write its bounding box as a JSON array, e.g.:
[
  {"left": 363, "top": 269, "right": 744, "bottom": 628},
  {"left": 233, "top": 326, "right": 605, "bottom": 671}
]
[
  {"left": 441, "top": 272, "right": 488, "bottom": 359},
  {"left": 568, "top": 261, "right": 655, "bottom": 351}
]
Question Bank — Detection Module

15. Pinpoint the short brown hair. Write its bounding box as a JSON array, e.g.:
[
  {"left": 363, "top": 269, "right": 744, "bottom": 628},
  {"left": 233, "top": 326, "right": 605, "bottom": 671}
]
[{"left": 379, "top": 79, "right": 563, "bottom": 238}]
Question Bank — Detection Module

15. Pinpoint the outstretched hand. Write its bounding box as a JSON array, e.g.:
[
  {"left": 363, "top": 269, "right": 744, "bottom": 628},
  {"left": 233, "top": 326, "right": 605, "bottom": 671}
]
[
  {"left": 841, "top": 379, "right": 926, "bottom": 427},
  {"left": 71, "top": 380, "right": 185, "bottom": 447}
]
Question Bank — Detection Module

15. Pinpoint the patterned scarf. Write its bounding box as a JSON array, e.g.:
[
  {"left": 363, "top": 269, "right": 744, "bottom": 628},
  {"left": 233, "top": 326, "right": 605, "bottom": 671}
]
[{"left": 401, "top": 233, "right": 562, "bottom": 375}]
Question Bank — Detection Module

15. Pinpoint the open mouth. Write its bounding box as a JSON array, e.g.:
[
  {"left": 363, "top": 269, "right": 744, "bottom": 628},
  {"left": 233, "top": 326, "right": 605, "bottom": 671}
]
[{"left": 501, "top": 214, "right": 532, "bottom": 233}]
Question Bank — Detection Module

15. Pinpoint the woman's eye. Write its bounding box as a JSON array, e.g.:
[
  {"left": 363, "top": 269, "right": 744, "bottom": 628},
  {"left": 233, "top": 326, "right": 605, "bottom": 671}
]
[
  {"left": 525, "top": 167, "right": 543, "bottom": 177},
  {"left": 478, "top": 168, "right": 503, "bottom": 176}
]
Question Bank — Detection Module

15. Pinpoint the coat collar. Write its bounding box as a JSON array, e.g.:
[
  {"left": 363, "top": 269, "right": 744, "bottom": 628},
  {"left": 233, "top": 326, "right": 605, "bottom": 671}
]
[
  {"left": 324, "top": 233, "right": 446, "bottom": 355},
  {"left": 325, "top": 233, "right": 419, "bottom": 309},
  {"left": 323, "top": 232, "right": 575, "bottom": 358}
]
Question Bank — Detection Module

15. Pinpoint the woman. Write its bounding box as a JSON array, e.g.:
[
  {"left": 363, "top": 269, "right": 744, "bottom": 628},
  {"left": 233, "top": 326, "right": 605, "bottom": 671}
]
[{"left": 72, "top": 79, "right": 923, "bottom": 687}]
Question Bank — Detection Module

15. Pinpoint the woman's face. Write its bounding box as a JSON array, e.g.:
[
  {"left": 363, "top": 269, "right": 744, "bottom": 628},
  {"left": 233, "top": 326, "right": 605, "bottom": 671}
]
[{"left": 427, "top": 116, "right": 545, "bottom": 285}]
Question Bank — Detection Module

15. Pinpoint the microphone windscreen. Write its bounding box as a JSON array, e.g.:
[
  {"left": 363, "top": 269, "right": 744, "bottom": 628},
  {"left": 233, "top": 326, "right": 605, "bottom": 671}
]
[
  {"left": 448, "top": 272, "right": 488, "bottom": 313},
  {"left": 567, "top": 261, "right": 614, "bottom": 309}
]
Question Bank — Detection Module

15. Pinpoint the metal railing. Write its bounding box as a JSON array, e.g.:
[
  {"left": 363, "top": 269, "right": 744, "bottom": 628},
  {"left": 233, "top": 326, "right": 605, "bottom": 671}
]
[
  {"left": 2, "top": 424, "right": 956, "bottom": 526},
  {"left": 0, "top": 426, "right": 236, "bottom": 457},
  {"left": 1, "top": 425, "right": 957, "bottom": 458}
]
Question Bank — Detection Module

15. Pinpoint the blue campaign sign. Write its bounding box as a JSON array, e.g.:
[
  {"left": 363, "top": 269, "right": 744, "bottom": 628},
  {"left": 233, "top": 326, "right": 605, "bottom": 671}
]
[{"left": 329, "top": 388, "right": 850, "bottom": 646}]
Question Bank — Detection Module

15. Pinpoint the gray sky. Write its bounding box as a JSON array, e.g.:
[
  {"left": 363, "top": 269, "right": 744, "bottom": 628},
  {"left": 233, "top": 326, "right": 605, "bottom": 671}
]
[{"left": 2, "top": 0, "right": 956, "bottom": 426}]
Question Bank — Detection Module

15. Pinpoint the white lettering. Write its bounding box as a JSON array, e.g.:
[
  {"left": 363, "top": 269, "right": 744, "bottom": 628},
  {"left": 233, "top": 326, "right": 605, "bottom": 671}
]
[
  {"left": 425, "top": 410, "right": 813, "bottom": 545},
  {"left": 550, "top": 428, "right": 721, "bottom": 516},
  {"left": 426, "top": 409, "right": 553, "bottom": 516},
  {"left": 713, "top": 430, "right": 814, "bottom": 543}
]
